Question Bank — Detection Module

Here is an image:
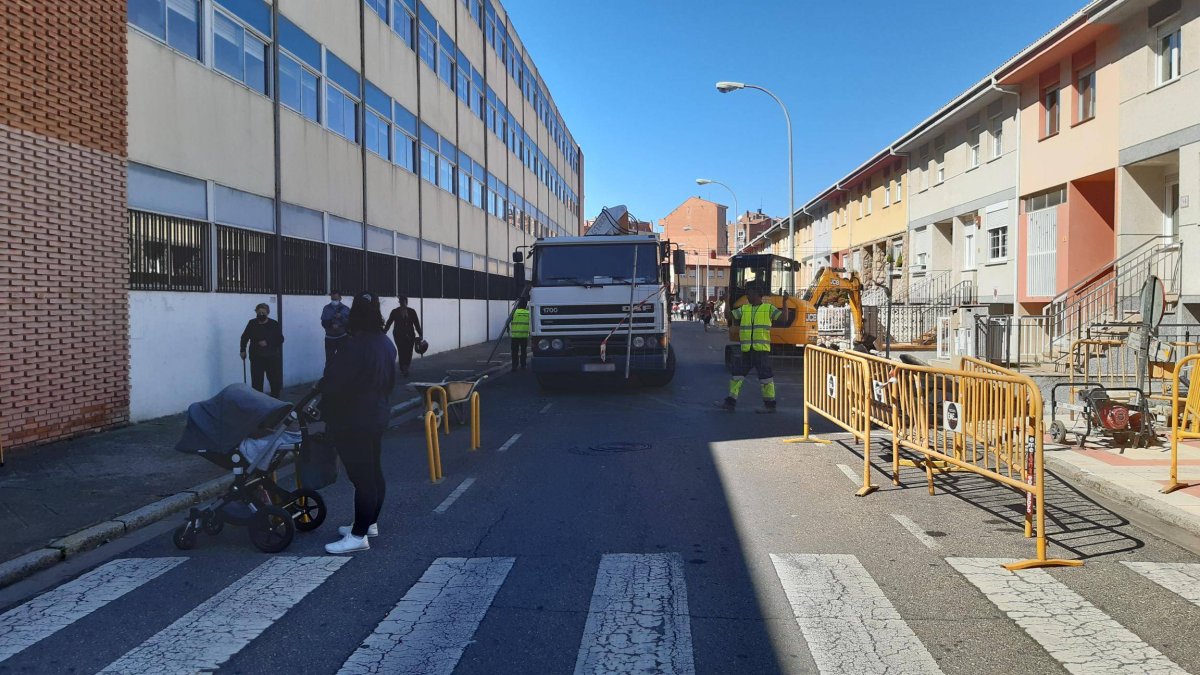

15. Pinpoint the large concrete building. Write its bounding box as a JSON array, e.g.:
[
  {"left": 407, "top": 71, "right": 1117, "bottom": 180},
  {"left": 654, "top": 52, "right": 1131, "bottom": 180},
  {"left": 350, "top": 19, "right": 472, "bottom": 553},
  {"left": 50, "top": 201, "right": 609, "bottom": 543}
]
[{"left": 2, "top": 0, "right": 584, "bottom": 448}]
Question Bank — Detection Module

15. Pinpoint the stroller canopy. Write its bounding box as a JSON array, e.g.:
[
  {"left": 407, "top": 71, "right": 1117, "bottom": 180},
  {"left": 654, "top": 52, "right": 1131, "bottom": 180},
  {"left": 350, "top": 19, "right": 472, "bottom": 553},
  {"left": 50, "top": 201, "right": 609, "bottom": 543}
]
[{"left": 176, "top": 384, "right": 293, "bottom": 454}]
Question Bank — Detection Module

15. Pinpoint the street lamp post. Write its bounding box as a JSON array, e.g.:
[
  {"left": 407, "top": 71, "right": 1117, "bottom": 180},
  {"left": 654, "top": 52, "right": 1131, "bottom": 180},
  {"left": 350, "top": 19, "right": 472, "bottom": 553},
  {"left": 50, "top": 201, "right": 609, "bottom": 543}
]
[
  {"left": 715, "top": 81, "right": 794, "bottom": 291},
  {"left": 695, "top": 178, "right": 738, "bottom": 255}
]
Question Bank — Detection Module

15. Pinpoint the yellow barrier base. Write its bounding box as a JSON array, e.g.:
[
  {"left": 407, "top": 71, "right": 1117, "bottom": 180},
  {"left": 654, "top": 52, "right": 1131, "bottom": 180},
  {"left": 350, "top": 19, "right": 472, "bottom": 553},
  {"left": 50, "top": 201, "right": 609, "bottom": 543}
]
[
  {"left": 1162, "top": 481, "right": 1191, "bottom": 494},
  {"left": 1002, "top": 558, "right": 1084, "bottom": 571},
  {"left": 784, "top": 436, "right": 833, "bottom": 445},
  {"left": 899, "top": 458, "right": 965, "bottom": 472},
  {"left": 855, "top": 485, "right": 878, "bottom": 497}
]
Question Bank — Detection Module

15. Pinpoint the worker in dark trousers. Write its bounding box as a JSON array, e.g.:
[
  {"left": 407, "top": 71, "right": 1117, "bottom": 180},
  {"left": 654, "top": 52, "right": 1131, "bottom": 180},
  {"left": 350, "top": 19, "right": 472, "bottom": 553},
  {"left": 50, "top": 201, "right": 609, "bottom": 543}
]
[
  {"left": 510, "top": 299, "right": 531, "bottom": 370},
  {"left": 321, "top": 291, "right": 350, "bottom": 366},
  {"left": 239, "top": 303, "right": 285, "bottom": 398},
  {"left": 384, "top": 296, "right": 423, "bottom": 377}
]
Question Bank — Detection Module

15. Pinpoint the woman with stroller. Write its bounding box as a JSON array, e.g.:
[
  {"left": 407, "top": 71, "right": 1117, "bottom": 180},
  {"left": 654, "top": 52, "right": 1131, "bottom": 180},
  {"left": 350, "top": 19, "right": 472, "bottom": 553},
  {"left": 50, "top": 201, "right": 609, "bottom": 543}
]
[{"left": 320, "top": 291, "right": 397, "bottom": 554}]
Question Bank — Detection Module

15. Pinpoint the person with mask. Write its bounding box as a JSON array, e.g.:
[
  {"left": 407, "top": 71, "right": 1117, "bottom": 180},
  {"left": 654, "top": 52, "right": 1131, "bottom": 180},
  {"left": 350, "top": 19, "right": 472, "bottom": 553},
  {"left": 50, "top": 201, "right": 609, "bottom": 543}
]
[
  {"left": 383, "top": 296, "right": 423, "bottom": 377},
  {"left": 321, "top": 291, "right": 350, "bottom": 365},
  {"left": 321, "top": 291, "right": 397, "bottom": 554},
  {"left": 239, "top": 303, "right": 284, "bottom": 398}
]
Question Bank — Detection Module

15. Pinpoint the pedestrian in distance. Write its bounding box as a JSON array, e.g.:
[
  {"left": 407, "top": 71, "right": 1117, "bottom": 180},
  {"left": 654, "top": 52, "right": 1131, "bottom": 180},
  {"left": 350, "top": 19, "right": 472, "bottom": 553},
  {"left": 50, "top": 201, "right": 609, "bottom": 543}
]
[
  {"left": 686, "top": 302, "right": 695, "bottom": 322},
  {"left": 321, "top": 291, "right": 397, "bottom": 554},
  {"left": 718, "top": 285, "right": 782, "bottom": 414},
  {"left": 321, "top": 291, "right": 350, "bottom": 365},
  {"left": 700, "top": 302, "right": 714, "bottom": 332},
  {"left": 239, "top": 303, "right": 284, "bottom": 398},
  {"left": 510, "top": 298, "right": 531, "bottom": 370},
  {"left": 383, "top": 296, "right": 423, "bottom": 377}
]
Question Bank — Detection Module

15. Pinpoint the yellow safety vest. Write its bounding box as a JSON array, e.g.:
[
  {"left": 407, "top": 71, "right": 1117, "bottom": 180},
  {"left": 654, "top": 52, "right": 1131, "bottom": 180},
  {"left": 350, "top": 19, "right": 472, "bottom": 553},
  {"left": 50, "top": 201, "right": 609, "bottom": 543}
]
[
  {"left": 735, "top": 303, "right": 780, "bottom": 352},
  {"left": 511, "top": 308, "right": 531, "bottom": 339}
]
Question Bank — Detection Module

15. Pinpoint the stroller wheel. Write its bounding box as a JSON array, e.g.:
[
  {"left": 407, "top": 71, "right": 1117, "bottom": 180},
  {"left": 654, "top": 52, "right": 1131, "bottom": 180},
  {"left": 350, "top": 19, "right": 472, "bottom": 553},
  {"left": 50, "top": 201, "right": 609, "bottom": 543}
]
[
  {"left": 203, "top": 515, "right": 224, "bottom": 536},
  {"left": 287, "top": 488, "right": 326, "bottom": 532},
  {"left": 173, "top": 523, "right": 197, "bottom": 550},
  {"left": 248, "top": 504, "right": 295, "bottom": 553}
]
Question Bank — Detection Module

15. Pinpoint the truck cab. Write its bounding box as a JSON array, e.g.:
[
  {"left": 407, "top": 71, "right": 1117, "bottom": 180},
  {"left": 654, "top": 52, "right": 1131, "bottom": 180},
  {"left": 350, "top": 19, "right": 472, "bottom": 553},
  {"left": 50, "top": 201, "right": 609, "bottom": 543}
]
[{"left": 516, "top": 233, "right": 676, "bottom": 387}]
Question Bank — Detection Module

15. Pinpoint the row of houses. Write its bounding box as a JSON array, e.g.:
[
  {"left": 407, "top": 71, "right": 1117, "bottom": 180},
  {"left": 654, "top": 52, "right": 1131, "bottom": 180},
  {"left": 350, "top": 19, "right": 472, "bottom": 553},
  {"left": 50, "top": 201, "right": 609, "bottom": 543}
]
[{"left": 743, "top": 0, "right": 1197, "bottom": 357}]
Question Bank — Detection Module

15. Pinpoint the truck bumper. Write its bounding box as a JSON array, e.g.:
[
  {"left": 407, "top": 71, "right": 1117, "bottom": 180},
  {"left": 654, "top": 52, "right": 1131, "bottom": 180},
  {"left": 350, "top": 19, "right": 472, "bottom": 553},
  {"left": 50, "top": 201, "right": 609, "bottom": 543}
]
[{"left": 532, "top": 352, "right": 670, "bottom": 375}]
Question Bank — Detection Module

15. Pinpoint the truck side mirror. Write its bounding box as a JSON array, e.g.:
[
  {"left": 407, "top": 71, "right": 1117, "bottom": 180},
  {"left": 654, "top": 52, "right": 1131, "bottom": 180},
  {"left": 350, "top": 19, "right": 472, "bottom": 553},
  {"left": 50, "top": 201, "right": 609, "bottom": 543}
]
[
  {"left": 672, "top": 249, "right": 687, "bottom": 273},
  {"left": 512, "top": 251, "right": 524, "bottom": 264}
]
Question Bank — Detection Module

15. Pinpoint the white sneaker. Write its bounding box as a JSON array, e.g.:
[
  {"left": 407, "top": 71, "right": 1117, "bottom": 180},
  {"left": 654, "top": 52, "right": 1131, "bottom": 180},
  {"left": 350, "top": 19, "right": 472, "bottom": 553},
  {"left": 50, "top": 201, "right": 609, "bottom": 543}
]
[
  {"left": 338, "top": 523, "right": 379, "bottom": 537},
  {"left": 325, "top": 533, "right": 370, "bottom": 554}
]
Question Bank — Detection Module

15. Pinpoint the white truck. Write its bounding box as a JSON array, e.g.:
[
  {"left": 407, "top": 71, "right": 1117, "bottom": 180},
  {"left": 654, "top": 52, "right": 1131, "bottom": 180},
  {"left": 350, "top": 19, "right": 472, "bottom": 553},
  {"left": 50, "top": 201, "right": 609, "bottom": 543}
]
[{"left": 512, "top": 220, "right": 676, "bottom": 388}]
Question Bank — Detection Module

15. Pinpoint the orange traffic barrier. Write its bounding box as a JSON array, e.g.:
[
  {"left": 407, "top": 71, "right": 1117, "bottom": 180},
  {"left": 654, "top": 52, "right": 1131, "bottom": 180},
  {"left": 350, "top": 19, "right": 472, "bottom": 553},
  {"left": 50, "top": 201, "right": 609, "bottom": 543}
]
[
  {"left": 1163, "top": 354, "right": 1200, "bottom": 494},
  {"left": 470, "top": 391, "right": 481, "bottom": 451},
  {"left": 795, "top": 345, "right": 876, "bottom": 496},
  {"left": 424, "top": 410, "right": 444, "bottom": 483}
]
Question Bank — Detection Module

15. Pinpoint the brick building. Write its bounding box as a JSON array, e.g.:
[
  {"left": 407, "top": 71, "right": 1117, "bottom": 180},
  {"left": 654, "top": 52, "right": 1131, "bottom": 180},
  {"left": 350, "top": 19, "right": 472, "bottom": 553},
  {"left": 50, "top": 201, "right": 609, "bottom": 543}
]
[
  {"left": 1, "top": 3, "right": 131, "bottom": 447},
  {"left": 660, "top": 196, "right": 729, "bottom": 302},
  {"left": 1, "top": 0, "right": 584, "bottom": 449}
]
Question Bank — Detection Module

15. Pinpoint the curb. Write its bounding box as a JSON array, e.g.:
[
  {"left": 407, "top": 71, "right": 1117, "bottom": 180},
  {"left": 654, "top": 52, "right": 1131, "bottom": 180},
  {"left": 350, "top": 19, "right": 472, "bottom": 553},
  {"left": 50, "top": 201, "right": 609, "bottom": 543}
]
[
  {"left": 0, "top": 360, "right": 512, "bottom": 590},
  {"left": 1044, "top": 453, "right": 1200, "bottom": 541}
]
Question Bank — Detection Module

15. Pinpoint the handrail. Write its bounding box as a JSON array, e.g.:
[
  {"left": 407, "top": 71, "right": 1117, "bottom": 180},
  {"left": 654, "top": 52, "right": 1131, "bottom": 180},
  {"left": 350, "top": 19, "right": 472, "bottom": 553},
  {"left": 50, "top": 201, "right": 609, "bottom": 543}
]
[{"left": 1049, "top": 235, "right": 1172, "bottom": 306}]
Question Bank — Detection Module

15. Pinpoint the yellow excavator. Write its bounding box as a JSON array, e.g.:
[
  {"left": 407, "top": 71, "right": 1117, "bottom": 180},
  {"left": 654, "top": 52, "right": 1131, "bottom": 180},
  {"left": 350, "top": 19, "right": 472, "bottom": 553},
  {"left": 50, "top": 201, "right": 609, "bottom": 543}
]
[{"left": 723, "top": 254, "right": 864, "bottom": 370}]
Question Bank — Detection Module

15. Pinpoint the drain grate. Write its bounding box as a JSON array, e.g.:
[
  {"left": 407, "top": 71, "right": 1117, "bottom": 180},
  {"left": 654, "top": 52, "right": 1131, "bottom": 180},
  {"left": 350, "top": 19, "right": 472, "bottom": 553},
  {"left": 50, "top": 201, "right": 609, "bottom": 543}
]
[{"left": 569, "top": 441, "right": 652, "bottom": 456}]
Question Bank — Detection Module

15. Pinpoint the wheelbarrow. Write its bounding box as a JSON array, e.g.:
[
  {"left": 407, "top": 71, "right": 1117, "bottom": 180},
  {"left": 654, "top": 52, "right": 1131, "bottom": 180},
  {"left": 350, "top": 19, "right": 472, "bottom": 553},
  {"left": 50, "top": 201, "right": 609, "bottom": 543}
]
[
  {"left": 1048, "top": 382, "right": 1156, "bottom": 449},
  {"left": 409, "top": 370, "right": 489, "bottom": 427}
]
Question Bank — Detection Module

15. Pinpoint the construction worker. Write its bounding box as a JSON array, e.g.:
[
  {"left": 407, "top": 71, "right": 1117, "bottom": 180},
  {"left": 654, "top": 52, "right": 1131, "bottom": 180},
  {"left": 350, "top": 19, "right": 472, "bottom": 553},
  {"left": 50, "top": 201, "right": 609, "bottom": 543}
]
[
  {"left": 510, "top": 298, "right": 531, "bottom": 370},
  {"left": 718, "top": 285, "right": 781, "bottom": 413}
]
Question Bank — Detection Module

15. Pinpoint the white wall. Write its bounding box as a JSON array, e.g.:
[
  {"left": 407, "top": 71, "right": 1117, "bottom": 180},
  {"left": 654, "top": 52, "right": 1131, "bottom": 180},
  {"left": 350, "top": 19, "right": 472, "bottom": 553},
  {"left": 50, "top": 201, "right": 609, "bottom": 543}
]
[
  {"left": 489, "top": 300, "right": 513, "bottom": 340},
  {"left": 461, "top": 300, "right": 489, "bottom": 346},
  {"left": 419, "top": 299, "right": 460, "bottom": 355}
]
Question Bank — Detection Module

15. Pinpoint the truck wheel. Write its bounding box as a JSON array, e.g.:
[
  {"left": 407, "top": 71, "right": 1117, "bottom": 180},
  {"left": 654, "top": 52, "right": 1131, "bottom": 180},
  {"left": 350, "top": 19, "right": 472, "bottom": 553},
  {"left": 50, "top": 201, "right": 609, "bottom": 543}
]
[{"left": 641, "top": 346, "right": 676, "bottom": 387}]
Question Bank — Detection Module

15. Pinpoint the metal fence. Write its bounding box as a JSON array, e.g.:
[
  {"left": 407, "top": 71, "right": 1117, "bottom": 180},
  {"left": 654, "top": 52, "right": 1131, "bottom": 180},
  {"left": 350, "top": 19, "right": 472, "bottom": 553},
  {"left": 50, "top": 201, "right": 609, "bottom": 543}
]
[{"left": 129, "top": 210, "right": 210, "bottom": 292}]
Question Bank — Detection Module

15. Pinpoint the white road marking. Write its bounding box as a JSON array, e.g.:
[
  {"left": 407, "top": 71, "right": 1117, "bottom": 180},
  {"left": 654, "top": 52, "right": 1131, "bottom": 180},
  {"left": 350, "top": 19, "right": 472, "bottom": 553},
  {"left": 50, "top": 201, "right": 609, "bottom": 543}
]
[
  {"left": 574, "top": 553, "right": 695, "bottom": 675},
  {"left": 891, "top": 514, "right": 940, "bottom": 550},
  {"left": 434, "top": 477, "right": 476, "bottom": 514},
  {"left": 0, "top": 557, "right": 185, "bottom": 664},
  {"left": 339, "top": 557, "right": 515, "bottom": 675},
  {"left": 836, "top": 463, "right": 859, "bottom": 485},
  {"left": 99, "top": 556, "right": 347, "bottom": 674},
  {"left": 770, "top": 553, "right": 942, "bottom": 674},
  {"left": 949, "top": 557, "right": 1185, "bottom": 674},
  {"left": 1123, "top": 562, "right": 1200, "bottom": 605},
  {"left": 539, "top": 402, "right": 553, "bottom": 414},
  {"left": 497, "top": 432, "right": 522, "bottom": 453}
]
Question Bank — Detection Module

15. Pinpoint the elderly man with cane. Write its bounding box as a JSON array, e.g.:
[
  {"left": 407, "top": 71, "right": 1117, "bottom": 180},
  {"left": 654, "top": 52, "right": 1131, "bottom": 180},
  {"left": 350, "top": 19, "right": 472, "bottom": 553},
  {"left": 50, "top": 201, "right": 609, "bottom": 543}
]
[{"left": 239, "top": 303, "right": 285, "bottom": 398}]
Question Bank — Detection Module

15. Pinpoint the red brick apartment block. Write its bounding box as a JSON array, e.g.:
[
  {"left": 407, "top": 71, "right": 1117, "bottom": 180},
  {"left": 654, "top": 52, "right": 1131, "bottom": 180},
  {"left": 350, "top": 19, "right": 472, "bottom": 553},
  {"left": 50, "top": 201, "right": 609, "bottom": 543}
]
[{"left": 1, "top": 1, "right": 130, "bottom": 449}]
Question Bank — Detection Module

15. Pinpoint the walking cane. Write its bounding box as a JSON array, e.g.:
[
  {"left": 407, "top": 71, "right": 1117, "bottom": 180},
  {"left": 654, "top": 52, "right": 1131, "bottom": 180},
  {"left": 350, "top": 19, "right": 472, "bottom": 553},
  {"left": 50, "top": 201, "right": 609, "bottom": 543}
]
[{"left": 242, "top": 354, "right": 247, "bottom": 384}]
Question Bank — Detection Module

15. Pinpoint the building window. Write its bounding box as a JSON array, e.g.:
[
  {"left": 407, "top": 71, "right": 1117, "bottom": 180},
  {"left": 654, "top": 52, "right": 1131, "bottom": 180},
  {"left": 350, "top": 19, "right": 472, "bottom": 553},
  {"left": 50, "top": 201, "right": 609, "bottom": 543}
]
[
  {"left": 991, "top": 115, "right": 1004, "bottom": 158},
  {"left": 988, "top": 223, "right": 1009, "bottom": 261},
  {"left": 326, "top": 84, "right": 359, "bottom": 142},
  {"left": 1026, "top": 186, "right": 1067, "bottom": 212},
  {"left": 420, "top": 124, "right": 439, "bottom": 185},
  {"left": 393, "top": 105, "right": 418, "bottom": 173},
  {"left": 330, "top": 245, "right": 365, "bottom": 294},
  {"left": 217, "top": 225, "right": 274, "bottom": 293},
  {"left": 458, "top": 152, "right": 473, "bottom": 201},
  {"left": 1042, "top": 86, "right": 1060, "bottom": 138},
  {"left": 934, "top": 136, "right": 946, "bottom": 184},
  {"left": 130, "top": 0, "right": 202, "bottom": 60},
  {"left": 884, "top": 176, "right": 892, "bottom": 207},
  {"left": 392, "top": 0, "right": 415, "bottom": 49},
  {"left": 919, "top": 145, "right": 930, "bottom": 191},
  {"left": 963, "top": 220, "right": 976, "bottom": 270},
  {"left": 279, "top": 53, "right": 320, "bottom": 122},
  {"left": 282, "top": 237, "right": 327, "bottom": 295},
  {"left": 365, "top": 0, "right": 387, "bottom": 22},
  {"left": 128, "top": 210, "right": 211, "bottom": 292},
  {"left": 1075, "top": 67, "right": 1096, "bottom": 123},
  {"left": 1158, "top": 24, "right": 1182, "bottom": 84},
  {"left": 367, "top": 252, "right": 397, "bottom": 297},
  {"left": 438, "top": 27, "right": 455, "bottom": 90},
  {"left": 894, "top": 172, "right": 902, "bottom": 202},
  {"left": 213, "top": 9, "right": 269, "bottom": 95},
  {"left": 968, "top": 118, "right": 982, "bottom": 168},
  {"left": 417, "top": 5, "right": 437, "bottom": 70},
  {"left": 438, "top": 138, "right": 456, "bottom": 193},
  {"left": 366, "top": 111, "right": 391, "bottom": 159}
]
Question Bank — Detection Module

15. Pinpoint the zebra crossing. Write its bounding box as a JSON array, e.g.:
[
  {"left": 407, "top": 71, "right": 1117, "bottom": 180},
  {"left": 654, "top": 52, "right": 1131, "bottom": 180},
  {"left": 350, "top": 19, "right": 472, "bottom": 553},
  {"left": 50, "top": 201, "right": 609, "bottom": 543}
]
[{"left": 2, "top": 552, "right": 1199, "bottom": 674}]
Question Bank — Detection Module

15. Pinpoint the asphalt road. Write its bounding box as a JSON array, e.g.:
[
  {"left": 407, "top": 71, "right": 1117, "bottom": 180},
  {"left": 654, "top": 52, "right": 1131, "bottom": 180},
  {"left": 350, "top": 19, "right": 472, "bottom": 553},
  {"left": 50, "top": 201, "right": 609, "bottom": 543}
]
[{"left": 5, "top": 322, "right": 1200, "bottom": 674}]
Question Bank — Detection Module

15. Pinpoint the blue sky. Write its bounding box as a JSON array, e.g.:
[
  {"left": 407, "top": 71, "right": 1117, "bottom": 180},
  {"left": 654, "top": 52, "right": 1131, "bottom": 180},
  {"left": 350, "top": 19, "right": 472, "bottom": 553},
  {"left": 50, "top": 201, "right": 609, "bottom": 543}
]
[{"left": 503, "top": 0, "right": 1082, "bottom": 225}]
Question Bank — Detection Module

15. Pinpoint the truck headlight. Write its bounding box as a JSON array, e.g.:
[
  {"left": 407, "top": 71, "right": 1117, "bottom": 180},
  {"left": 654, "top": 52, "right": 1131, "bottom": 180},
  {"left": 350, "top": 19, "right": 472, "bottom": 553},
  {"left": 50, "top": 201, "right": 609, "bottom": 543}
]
[
  {"left": 633, "top": 336, "right": 645, "bottom": 348},
  {"left": 537, "top": 339, "right": 550, "bottom": 351},
  {"left": 646, "top": 337, "right": 659, "bottom": 349},
  {"left": 551, "top": 338, "right": 565, "bottom": 351}
]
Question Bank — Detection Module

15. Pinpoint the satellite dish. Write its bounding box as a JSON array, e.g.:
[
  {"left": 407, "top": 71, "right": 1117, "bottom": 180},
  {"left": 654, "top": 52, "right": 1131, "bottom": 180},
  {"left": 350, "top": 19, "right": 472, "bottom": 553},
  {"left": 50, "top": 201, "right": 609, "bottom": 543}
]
[{"left": 1140, "top": 275, "right": 1165, "bottom": 329}]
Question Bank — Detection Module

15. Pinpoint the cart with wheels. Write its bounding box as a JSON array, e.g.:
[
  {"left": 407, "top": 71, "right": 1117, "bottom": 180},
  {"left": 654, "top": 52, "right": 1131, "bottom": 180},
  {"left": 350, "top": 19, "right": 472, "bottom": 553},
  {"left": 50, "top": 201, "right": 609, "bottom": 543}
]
[{"left": 1048, "top": 382, "right": 1156, "bottom": 449}]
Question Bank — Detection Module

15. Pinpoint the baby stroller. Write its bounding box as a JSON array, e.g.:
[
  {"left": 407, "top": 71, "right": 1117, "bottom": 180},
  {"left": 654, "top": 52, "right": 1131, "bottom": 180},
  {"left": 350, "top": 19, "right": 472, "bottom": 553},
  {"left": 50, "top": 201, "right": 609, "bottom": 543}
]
[{"left": 173, "top": 384, "right": 327, "bottom": 552}]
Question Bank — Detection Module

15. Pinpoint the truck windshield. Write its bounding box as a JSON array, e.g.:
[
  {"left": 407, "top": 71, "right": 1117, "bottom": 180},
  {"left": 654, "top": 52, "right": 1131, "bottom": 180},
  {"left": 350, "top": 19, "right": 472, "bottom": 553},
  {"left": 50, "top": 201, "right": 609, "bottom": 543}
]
[{"left": 535, "top": 243, "right": 660, "bottom": 287}]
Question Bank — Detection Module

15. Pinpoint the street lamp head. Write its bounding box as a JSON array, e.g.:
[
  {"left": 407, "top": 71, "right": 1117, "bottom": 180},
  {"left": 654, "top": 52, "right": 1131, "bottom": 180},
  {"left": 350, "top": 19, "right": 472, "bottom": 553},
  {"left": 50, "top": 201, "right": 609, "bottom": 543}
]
[
  {"left": 715, "top": 81, "right": 745, "bottom": 93},
  {"left": 695, "top": 178, "right": 712, "bottom": 185}
]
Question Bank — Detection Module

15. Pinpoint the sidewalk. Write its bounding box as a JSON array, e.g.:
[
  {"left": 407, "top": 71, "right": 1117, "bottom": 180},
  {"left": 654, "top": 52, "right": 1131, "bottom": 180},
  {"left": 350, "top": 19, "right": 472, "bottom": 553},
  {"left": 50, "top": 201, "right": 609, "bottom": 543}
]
[
  {"left": 0, "top": 340, "right": 510, "bottom": 584},
  {"left": 1044, "top": 429, "right": 1200, "bottom": 542}
]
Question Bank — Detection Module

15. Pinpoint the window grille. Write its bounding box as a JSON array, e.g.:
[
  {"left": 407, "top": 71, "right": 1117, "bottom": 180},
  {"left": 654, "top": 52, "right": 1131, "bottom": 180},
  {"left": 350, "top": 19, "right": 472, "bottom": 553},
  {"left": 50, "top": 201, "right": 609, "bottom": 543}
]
[
  {"left": 330, "top": 245, "right": 365, "bottom": 294},
  {"left": 217, "top": 225, "right": 275, "bottom": 293},
  {"left": 367, "top": 251, "right": 397, "bottom": 297},
  {"left": 129, "top": 210, "right": 210, "bottom": 291},
  {"left": 282, "top": 237, "right": 326, "bottom": 295}
]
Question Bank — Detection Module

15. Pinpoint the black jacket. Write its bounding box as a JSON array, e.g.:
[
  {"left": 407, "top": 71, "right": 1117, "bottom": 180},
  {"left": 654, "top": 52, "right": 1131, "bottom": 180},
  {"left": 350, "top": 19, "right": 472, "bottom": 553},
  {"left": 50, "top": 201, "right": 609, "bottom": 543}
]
[
  {"left": 384, "top": 307, "right": 422, "bottom": 341},
  {"left": 239, "top": 318, "right": 284, "bottom": 357},
  {"left": 320, "top": 332, "right": 397, "bottom": 435}
]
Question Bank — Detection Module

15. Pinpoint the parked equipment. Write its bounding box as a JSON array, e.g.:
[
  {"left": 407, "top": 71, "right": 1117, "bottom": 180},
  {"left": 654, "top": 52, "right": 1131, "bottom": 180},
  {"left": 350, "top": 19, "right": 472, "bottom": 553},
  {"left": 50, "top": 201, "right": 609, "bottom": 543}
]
[
  {"left": 173, "top": 384, "right": 327, "bottom": 552},
  {"left": 1049, "top": 382, "right": 1156, "bottom": 449}
]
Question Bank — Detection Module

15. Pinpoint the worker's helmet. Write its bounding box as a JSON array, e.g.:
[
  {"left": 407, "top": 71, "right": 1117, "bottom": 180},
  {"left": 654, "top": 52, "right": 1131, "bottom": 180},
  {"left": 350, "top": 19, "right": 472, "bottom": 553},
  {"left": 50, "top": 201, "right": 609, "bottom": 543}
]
[{"left": 414, "top": 339, "right": 429, "bottom": 355}]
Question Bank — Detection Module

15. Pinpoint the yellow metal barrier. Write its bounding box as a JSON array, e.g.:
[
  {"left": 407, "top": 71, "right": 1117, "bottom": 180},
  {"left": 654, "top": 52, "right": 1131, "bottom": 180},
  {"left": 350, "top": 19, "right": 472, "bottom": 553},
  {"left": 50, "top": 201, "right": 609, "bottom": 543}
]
[
  {"left": 1163, "top": 354, "right": 1200, "bottom": 494},
  {"left": 801, "top": 349, "right": 1081, "bottom": 570},
  {"left": 424, "top": 385, "right": 450, "bottom": 435},
  {"left": 470, "top": 391, "right": 481, "bottom": 451},
  {"left": 796, "top": 345, "right": 876, "bottom": 496},
  {"left": 424, "top": 411, "right": 444, "bottom": 483},
  {"left": 1068, "top": 338, "right": 1200, "bottom": 408}
]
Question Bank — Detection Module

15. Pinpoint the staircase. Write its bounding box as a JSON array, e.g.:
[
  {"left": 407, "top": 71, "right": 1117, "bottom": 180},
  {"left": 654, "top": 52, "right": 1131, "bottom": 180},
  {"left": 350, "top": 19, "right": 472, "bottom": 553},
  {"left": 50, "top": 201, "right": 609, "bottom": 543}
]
[
  {"left": 933, "top": 279, "right": 976, "bottom": 307},
  {"left": 906, "top": 270, "right": 952, "bottom": 305},
  {"left": 1042, "top": 236, "right": 1182, "bottom": 361}
]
